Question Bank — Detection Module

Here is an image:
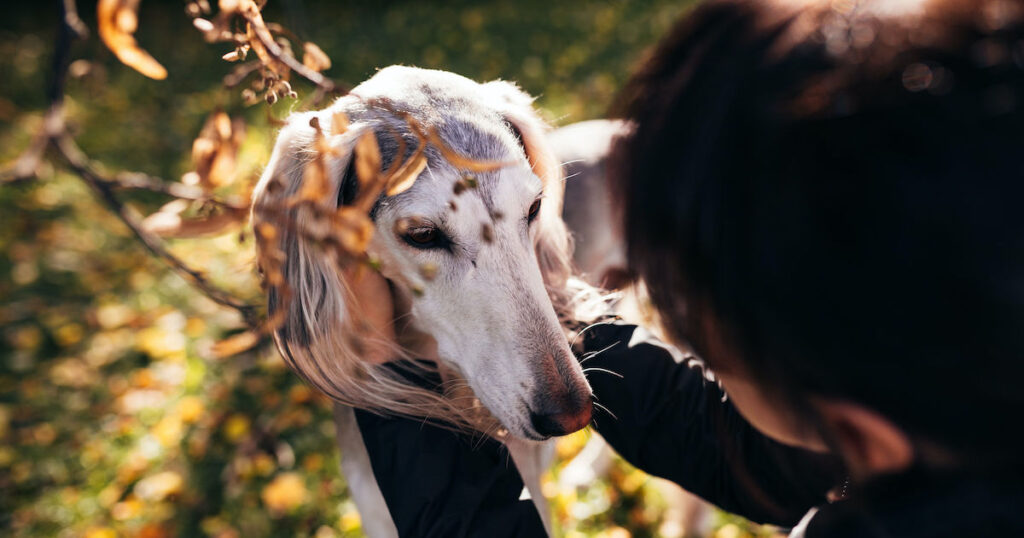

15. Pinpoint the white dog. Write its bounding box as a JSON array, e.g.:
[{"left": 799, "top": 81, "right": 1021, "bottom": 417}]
[{"left": 252, "top": 66, "right": 605, "bottom": 536}]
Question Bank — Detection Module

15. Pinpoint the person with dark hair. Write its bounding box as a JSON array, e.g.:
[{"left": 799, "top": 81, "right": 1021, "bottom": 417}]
[
  {"left": 602, "top": 0, "right": 1024, "bottom": 533},
  {"left": 345, "top": 0, "right": 1024, "bottom": 536}
]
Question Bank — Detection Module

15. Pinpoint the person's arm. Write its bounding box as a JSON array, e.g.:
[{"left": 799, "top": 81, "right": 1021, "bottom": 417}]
[
  {"left": 582, "top": 321, "right": 844, "bottom": 526},
  {"left": 349, "top": 319, "right": 841, "bottom": 536}
]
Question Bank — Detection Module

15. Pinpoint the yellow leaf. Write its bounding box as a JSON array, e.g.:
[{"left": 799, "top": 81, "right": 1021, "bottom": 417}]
[
  {"left": 261, "top": 472, "right": 307, "bottom": 513},
  {"left": 85, "top": 527, "right": 118, "bottom": 538},
  {"left": 152, "top": 415, "right": 183, "bottom": 447},
  {"left": 253, "top": 453, "right": 276, "bottom": 476},
  {"left": 340, "top": 510, "right": 361, "bottom": 531},
  {"left": 222, "top": 414, "right": 250, "bottom": 442},
  {"left": 177, "top": 396, "right": 204, "bottom": 423},
  {"left": 134, "top": 471, "right": 184, "bottom": 501},
  {"left": 111, "top": 497, "right": 142, "bottom": 520},
  {"left": 97, "top": 0, "right": 168, "bottom": 80}
]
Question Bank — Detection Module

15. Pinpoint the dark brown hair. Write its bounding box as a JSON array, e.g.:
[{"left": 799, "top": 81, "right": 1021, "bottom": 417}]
[{"left": 610, "top": 0, "right": 1024, "bottom": 464}]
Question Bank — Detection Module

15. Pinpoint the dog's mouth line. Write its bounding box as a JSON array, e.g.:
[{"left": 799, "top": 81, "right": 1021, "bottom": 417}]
[{"left": 520, "top": 430, "right": 550, "bottom": 442}]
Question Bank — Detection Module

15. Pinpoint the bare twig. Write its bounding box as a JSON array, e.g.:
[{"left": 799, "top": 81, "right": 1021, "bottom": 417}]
[
  {"left": 0, "top": 0, "right": 262, "bottom": 327},
  {"left": 53, "top": 133, "right": 261, "bottom": 326},
  {"left": 61, "top": 0, "right": 89, "bottom": 40},
  {"left": 109, "top": 171, "right": 247, "bottom": 208},
  {"left": 0, "top": 128, "right": 50, "bottom": 183},
  {"left": 237, "top": 1, "right": 344, "bottom": 94}
]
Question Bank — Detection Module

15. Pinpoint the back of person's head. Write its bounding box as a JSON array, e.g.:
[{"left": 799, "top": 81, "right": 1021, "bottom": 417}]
[{"left": 611, "top": 0, "right": 1024, "bottom": 468}]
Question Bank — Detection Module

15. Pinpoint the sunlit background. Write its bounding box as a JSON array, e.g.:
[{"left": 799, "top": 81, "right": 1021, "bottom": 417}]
[{"left": 2, "top": 1, "right": 783, "bottom": 536}]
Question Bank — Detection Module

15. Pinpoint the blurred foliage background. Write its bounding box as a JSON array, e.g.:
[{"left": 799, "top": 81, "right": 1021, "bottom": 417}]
[{"left": 1, "top": 1, "right": 785, "bottom": 537}]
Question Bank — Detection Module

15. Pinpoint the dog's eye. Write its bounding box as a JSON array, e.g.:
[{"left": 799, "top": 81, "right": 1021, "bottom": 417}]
[
  {"left": 405, "top": 227, "right": 439, "bottom": 246},
  {"left": 527, "top": 198, "right": 542, "bottom": 223},
  {"left": 395, "top": 218, "right": 449, "bottom": 250}
]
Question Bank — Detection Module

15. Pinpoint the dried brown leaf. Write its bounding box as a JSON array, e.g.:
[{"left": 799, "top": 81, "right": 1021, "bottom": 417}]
[
  {"left": 212, "top": 330, "right": 261, "bottom": 358},
  {"left": 218, "top": 0, "right": 240, "bottom": 14},
  {"left": 302, "top": 42, "right": 331, "bottom": 72},
  {"left": 335, "top": 207, "right": 374, "bottom": 255},
  {"left": 427, "top": 126, "right": 511, "bottom": 172},
  {"left": 190, "top": 111, "right": 244, "bottom": 189},
  {"left": 296, "top": 158, "right": 329, "bottom": 205},
  {"left": 193, "top": 17, "right": 215, "bottom": 32},
  {"left": 245, "top": 21, "right": 278, "bottom": 75},
  {"left": 331, "top": 111, "right": 350, "bottom": 136},
  {"left": 385, "top": 150, "right": 427, "bottom": 197},
  {"left": 142, "top": 207, "right": 247, "bottom": 238},
  {"left": 97, "top": 0, "right": 168, "bottom": 80},
  {"left": 381, "top": 127, "right": 407, "bottom": 179},
  {"left": 256, "top": 221, "right": 278, "bottom": 242},
  {"left": 352, "top": 131, "right": 386, "bottom": 211},
  {"left": 354, "top": 131, "right": 381, "bottom": 187}
]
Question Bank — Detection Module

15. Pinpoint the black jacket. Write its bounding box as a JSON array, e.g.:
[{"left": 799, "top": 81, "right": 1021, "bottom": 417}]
[{"left": 352, "top": 322, "right": 1024, "bottom": 537}]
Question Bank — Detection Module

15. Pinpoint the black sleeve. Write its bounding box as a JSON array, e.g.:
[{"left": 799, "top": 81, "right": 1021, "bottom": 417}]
[
  {"left": 582, "top": 321, "right": 844, "bottom": 527},
  {"left": 353, "top": 409, "right": 547, "bottom": 538}
]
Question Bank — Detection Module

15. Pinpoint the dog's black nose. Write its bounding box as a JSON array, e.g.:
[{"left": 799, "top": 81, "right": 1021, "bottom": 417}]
[
  {"left": 529, "top": 401, "right": 593, "bottom": 438},
  {"left": 530, "top": 411, "right": 568, "bottom": 438}
]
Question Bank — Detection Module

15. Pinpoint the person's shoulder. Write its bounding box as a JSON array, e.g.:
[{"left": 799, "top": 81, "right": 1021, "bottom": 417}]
[{"left": 581, "top": 319, "right": 696, "bottom": 366}]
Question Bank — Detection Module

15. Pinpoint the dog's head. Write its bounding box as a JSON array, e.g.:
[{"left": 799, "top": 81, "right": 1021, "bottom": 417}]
[{"left": 252, "top": 66, "right": 592, "bottom": 440}]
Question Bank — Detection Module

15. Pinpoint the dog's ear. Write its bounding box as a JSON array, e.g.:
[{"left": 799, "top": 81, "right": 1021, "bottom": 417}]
[
  {"left": 484, "top": 81, "right": 574, "bottom": 298},
  {"left": 250, "top": 109, "right": 376, "bottom": 399}
]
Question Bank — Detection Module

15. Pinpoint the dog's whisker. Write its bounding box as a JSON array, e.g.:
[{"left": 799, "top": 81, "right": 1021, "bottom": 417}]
[
  {"left": 591, "top": 401, "right": 618, "bottom": 421},
  {"left": 579, "top": 342, "right": 617, "bottom": 364},
  {"left": 568, "top": 319, "right": 618, "bottom": 349},
  {"left": 582, "top": 367, "right": 624, "bottom": 379}
]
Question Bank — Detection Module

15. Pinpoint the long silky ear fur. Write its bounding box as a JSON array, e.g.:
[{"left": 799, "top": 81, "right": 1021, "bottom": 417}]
[
  {"left": 251, "top": 109, "right": 500, "bottom": 433},
  {"left": 486, "top": 81, "right": 610, "bottom": 326}
]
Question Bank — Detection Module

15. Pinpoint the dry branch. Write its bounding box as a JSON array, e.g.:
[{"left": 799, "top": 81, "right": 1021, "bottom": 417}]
[
  {"left": 2, "top": 0, "right": 263, "bottom": 328},
  {"left": 53, "top": 133, "right": 260, "bottom": 326}
]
